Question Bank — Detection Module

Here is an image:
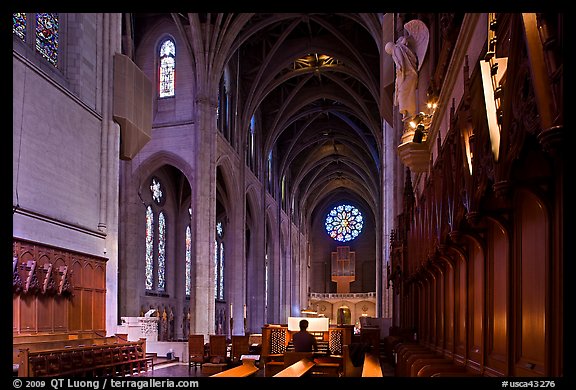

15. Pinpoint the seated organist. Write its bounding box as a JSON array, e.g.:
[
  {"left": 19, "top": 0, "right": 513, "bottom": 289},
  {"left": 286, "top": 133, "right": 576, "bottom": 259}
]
[
  {"left": 260, "top": 317, "right": 348, "bottom": 376},
  {"left": 291, "top": 320, "right": 318, "bottom": 353}
]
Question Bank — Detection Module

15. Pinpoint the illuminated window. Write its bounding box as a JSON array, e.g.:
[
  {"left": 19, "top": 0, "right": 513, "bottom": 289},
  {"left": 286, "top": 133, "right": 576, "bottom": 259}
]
[
  {"left": 217, "top": 67, "right": 234, "bottom": 147},
  {"left": 145, "top": 206, "right": 154, "bottom": 290},
  {"left": 157, "top": 211, "right": 166, "bottom": 291},
  {"left": 267, "top": 151, "right": 273, "bottom": 193},
  {"left": 325, "top": 204, "right": 364, "bottom": 242},
  {"left": 35, "top": 13, "right": 59, "bottom": 66},
  {"left": 185, "top": 224, "right": 191, "bottom": 296},
  {"left": 214, "top": 221, "right": 225, "bottom": 300},
  {"left": 13, "top": 13, "right": 59, "bottom": 67},
  {"left": 13, "top": 13, "right": 26, "bottom": 41},
  {"left": 159, "top": 38, "right": 175, "bottom": 97},
  {"left": 145, "top": 177, "right": 167, "bottom": 292},
  {"left": 150, "top": 177, "right": 164, "bottom": 204}
]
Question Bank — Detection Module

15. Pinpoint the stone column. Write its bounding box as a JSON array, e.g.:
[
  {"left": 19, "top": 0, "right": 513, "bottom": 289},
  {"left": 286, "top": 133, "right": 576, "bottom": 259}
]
[
  {"left": 190, "top": 96, "right": 218, "bottom": 336},
  {"left": 102, "top": 12, "right": 122, "bottom": 335}
]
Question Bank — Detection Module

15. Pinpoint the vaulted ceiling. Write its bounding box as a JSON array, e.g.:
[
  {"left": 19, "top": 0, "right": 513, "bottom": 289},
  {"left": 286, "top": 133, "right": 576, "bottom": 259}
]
[
  {"left": 134, "top": 13, "right": 390, "bottom": 227},
  {"left": 235, "top": 14, "right": 384, "bottom": 225}
]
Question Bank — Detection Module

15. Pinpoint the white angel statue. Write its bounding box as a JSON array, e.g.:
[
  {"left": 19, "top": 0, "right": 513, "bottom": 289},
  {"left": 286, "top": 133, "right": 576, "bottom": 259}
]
[{"left": 385, "top": 19, "right": 430, "bottom": 121}]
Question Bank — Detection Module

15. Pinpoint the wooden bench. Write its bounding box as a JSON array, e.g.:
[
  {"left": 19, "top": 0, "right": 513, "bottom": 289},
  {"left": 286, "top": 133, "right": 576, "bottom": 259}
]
[
  {"left": 361, "top": 352, "right": 383, "bottom": 377},
  {"left": 211, "top": 360, "right": 259, "bottom": 377},
  {"left": 17, "top": 339, "right": 152, "bottom": 377},
  {"left": 310, "top": 356, "right": 342, "bottom": 377},
  {"left": 417, "top": 361, "right": 469, "bottom": 376},
  {"left": 13, "top": 335, "right": 121, "bottom": 367},
  {"left": 263, "top": 354, "right": 284, "bottom": 376},
  {"left": 273, "top": 358, "right": 315, "bottom": 377},
  {"left": 394, "top": 343, "right": 437, "bottom": 376},
  {"left": 410, "top": 356, "right": 454, "bottom": 376}
]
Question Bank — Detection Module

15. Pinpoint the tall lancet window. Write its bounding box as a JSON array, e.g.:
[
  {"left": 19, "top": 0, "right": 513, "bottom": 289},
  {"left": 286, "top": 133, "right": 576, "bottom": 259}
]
[
  {"left": 145, "top": 206, "right": 154, "bottom": 290},
  {"left": 157, "top": 211, "right": 166, "bottom": 291},
  {"left": 267, "top": 151, "right": 273, "bottom": 193},
  {"left": 247, "top": 114, "right": 256, "bottom": 172},
  {"left": 159, "top": 38, "right": 175, "bottom": 97},
  {"left": 185, "top": 208, "right": 192, "bottom": 297},
  {"left": 214, "top": 221, "right": 225, "bottom": 300}
]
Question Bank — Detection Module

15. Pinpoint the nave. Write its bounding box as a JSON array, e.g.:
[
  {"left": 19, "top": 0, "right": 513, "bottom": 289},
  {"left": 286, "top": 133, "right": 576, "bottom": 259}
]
[{"left": 13, "top": 12, "right": 564, "bottom": 380}]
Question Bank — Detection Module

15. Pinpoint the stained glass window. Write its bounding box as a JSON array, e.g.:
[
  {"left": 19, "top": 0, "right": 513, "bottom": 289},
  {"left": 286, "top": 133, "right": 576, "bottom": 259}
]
[
  {"left": 13, "top": 13, "right": 59, "bottom": 67},
  {"left": 35, "top": 13, "right": 59, "bottom": 66},
  {"left": 248, "top": 115, "right": 256, "bottom": 171},
  {"left": 214, "top": 239, "right": 218, "bottom": 299},
  {"left": 13, "top": 13, "right": 26, "bottom": 41},
  {"left": 214, "top": 221, "right": 225, "bottom": 300},
  {"left": 145, "top": 177, "right": 169, "bottom": 293},
  {"left": 150, "top": 177, "right": 163, "bottom": 204},
  {"left": 218, "top": 242, "right": 224, "bottom": 300},
  {"left": 157, "top": 211, "right": 166, "bottom": 291},
  {"left": 185, "top": 225, "right": 191, "bottom": 296},
  {"left": 325, "top": 204, "right": 364, "bottom": 242},
  {"left": 267, "top": 151, "right": 273, "bottom": 192},
  {"left": 145, "top": 206, "right": 154, "bottom": 290},
  {"left": 159, "top": 39, "right": 175, "bottom": 97}
]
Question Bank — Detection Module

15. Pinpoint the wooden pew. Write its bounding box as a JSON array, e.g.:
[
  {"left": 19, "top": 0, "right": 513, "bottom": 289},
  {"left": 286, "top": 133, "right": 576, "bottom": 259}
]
[
  {"left": 394, "top": 343, "right": 436, "bottom": 376},
  {"left": 410, "top": 356, "right": 454, "bottom": 376},
  {"left": 17, "top": 339, "right": 152, "bottom": 377},
  {"left": 13, "top": 334, "right": 122, "bottom": 368},
  {"left": 361, "top": 352, "right": 383, "bottom": 377},
  {"left": 417, "top": 361, "right": 469, "bottom": 376},
  {"left": 210, "top": 360, "right": 259, "bottom": 377},
  {"left": 310, "top": 356, "right": 342, "bottom": 377},
  {"left": 273, "top": 359, "right": 315, "bottom": 377}
]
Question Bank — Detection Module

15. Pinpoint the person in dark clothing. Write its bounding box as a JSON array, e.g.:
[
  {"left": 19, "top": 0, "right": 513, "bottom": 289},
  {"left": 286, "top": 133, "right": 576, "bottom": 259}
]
[{"left": 292, "top": 319, "right": 319, "bottom": 352}]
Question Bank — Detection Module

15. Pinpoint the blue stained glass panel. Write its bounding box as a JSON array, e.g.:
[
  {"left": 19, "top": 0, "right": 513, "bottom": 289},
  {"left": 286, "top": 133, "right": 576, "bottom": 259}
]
[
  {"left": 35, "top": 13, "right": 58, "bottom": 66},
  {"left": 325, "top": 204, "right": 364, "bottom": 242},
  {"left": 13, "top": 13, "right": 26, "bottom": 41}
]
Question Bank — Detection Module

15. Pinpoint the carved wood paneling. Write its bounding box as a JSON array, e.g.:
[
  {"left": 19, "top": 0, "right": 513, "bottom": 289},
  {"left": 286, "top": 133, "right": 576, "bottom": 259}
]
[
  {"left": 12, "top": 239, "right": 107, "bottom": 337},
  {"left": 486, "top": 217, "right": 509, "bottom": 376},
  {"left": 443, "top": 260, "right": 454, "bottom": 354},
  {"left": 514, "top": 190, "right": 547, "bottom": 377},
  {"left": 466, "top": 235, "right": 484, "bottom": 370}
]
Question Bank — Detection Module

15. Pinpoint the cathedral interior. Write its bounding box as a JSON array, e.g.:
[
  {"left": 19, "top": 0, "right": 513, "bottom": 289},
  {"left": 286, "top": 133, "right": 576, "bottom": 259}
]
[{"left": 12, "top": 12, "right": 565, "bottom": 379}]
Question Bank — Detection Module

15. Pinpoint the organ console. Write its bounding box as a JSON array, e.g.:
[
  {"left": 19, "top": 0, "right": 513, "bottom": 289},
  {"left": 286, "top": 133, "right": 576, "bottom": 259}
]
[{"left": 260, "top": 317, "right": 354, "bottom": 376}]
